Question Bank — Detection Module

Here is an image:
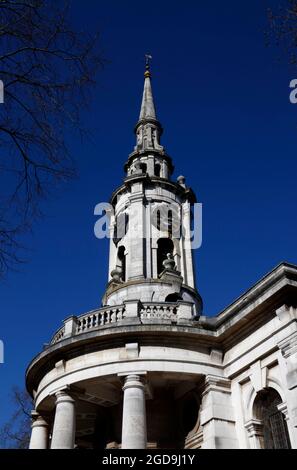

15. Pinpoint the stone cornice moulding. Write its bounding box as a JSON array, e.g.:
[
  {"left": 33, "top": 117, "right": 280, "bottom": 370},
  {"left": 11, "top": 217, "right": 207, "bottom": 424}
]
[{"left": 277, "top": 331, "right": 297, "bottom": 359}]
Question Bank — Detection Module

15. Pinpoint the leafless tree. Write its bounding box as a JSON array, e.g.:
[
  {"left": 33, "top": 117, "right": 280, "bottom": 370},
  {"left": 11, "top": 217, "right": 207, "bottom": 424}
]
[
  {"left": 0, "top": 386, "right": 33, "bottom": 448},
  {"left": 267, "top": 1, "right": 297, "bottom": 66},
  {"left": 0, "top": 0, "right": 102, "bottom": 277}
]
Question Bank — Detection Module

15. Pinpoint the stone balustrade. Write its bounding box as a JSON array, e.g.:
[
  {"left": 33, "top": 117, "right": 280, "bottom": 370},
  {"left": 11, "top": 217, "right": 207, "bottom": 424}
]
[
  {"left": 76, "top": 305, "right": 126, "bottom": 333},
  {"left": 50, "top": 300, "right": 194, "bottom": 346},
  {"left": 140, "top": 303, "right": 177, "bottom": 321},
  {"left": 51, "top": 327, "right": 65, "bottom": 345}
]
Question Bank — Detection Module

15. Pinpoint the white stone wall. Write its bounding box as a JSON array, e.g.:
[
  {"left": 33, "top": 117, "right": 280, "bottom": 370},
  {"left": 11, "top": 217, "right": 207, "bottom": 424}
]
[{"left": 224, "top": 305, "right": 297, "bottom": 449}]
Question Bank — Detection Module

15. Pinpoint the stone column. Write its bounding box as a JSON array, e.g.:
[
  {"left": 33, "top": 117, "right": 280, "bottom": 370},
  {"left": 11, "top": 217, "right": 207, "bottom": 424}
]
[
  {"left": 200, "top": 375, "right": 239, "bottom": 449},
  {"left": 121, "top": 374, "right": 147, "bottom": 449},
  {"left": 51, "top": 390, "right": 76, "bottom": 449},
  {"left": 29, "top": 411, "right": 49, "bottom": 449}
]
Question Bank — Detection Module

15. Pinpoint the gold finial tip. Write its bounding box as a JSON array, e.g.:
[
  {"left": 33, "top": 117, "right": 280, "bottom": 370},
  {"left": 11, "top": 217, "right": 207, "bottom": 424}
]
[{"left": 144, "top": 54, "right": 152, "bottom": 77}]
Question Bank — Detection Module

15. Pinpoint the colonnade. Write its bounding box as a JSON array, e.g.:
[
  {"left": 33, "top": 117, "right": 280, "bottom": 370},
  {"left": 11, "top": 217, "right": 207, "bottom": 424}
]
[{"left": 29, "top": 374, "right": 147, "bottom": 449}]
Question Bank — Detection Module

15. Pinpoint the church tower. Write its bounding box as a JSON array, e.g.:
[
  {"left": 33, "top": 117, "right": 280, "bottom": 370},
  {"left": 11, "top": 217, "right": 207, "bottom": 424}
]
[{"left": 104, "top": 61, "right": 202, "bottom": 316}]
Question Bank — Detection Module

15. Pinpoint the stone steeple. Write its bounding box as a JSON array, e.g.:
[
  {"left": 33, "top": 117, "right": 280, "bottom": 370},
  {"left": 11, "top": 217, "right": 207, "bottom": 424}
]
[
  {"left": 139, "top": 64, "right": 157, "bottom": 120},
  {"left": 106, "top": 62, "right": 202, "bottom": 316},
  {"left": 133, "top": 62, "right": 165, "bottom": 157}
]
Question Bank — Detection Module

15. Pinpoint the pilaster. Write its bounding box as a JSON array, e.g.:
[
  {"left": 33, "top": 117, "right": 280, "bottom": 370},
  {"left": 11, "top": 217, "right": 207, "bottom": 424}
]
[
  {"left": 200, "top": 375, "right": 239, "bottom": 449},
  {"left": 277, "top": 313, "right": 297, "bottom": 447}
]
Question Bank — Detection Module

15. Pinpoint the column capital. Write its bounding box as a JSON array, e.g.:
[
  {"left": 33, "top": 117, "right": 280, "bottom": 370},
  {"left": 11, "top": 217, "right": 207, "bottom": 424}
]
[
  {"left": 202, "top": 375, "right": 231, "bottom": 396},
  {"left": 55, "top": 390, "right": 75, "bottom": 403},
  {"left": 277, "top": 402, "right": 289, "bottom": 421},
  {"left": 50, "top": 384, "right": 81, "bottom": 402},
  {"left": 244, "top": 419, "right": 263, "bottom": 437},
  {"left": 30, "top": 411, "right": 48, "bottom": 428},
  {"left": 121, "top": 374, "right": 147, "bottom": 392}
]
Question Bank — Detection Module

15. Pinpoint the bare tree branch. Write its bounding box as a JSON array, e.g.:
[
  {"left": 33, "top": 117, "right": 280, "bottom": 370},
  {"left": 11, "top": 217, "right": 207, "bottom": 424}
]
[
  {"left": 0, "top": 386, "right": 33, "bottom": 449},
  {"left": 267, "top": 1, "right": 297, "bottom": 67},
  {"left": 0, "top": 0, "right": 103, "bottom": 277}
]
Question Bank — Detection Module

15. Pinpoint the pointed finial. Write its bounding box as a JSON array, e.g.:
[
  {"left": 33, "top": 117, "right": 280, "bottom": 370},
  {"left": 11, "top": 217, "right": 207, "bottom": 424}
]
[{"left": 145, "top": 54, "right": 152, "bottom": 77}]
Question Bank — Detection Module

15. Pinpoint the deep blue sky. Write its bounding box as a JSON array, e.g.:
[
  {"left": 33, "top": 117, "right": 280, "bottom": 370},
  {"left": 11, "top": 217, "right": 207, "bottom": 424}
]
[{"left": 1, "top": 0, "right": 297, "bottom": 427}]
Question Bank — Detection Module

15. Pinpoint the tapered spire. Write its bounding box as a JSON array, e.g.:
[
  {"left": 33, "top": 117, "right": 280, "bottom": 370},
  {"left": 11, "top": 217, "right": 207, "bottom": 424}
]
[
  {"left": 139, "top": 58, "right": 157, "bottom": 121},
  {"left": 134, "top": 56, "right": 163, "bottom": 153}
]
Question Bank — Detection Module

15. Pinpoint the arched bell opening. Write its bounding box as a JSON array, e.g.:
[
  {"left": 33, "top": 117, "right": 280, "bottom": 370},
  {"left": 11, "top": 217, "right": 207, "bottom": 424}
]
[
  {"left": 154, "top": 163, "right": 161, "bottom": 177},
  {"left": 165, "top": 293, "right": 182, "bottom": 302},
  {"left": 139, "top": 162, "right": 147, "bottom": 174},
  {"left": 116, "top": 246, "right": 126, "bottom": 282}
]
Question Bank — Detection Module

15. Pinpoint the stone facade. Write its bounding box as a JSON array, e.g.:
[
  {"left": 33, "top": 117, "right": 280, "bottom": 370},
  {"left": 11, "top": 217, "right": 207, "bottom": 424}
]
[{"left": 26, "top": 65, "right": 297, "bottom": 449}]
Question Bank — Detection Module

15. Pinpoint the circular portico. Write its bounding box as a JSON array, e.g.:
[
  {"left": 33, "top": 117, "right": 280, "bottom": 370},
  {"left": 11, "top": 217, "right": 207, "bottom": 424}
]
[{"left": 26, "top": 300, "right": 223, "bottom": 449}]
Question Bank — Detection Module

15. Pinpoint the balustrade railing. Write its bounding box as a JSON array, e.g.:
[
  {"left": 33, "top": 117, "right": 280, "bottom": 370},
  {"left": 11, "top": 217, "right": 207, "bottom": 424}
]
[
  {"left": 50, "top": 300, "right": 193, "bottom": 345},
  {"left": 76, "top": 305, "right": 126, "bottom": 333}
]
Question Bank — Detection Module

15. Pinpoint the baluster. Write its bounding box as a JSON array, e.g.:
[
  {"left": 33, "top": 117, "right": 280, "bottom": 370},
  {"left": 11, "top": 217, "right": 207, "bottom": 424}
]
[
  {"left": 111, "top": 309, "right": 116, "bottom": 323},
  {"left": 95, "top": 312, "right": 99, "bottom": 327},
  {"left": 119, "top": 308, "right": 123, "bottom": 321}
]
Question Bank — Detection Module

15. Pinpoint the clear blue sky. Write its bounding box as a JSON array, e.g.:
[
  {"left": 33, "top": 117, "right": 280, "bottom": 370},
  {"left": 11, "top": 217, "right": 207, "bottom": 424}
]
[{"left": 1, "top": 0, "right": 296, "bottom": 426}]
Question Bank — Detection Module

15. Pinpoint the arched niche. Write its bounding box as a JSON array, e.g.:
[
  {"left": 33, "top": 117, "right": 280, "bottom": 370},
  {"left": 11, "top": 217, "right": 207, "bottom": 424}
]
[
  {"left": 157, "top": 238, "right": 174, "bottom": 276},
  {"left": 116, "top": 246, "right": 126, "bottom": 282},
  {"left": 252, "top": 388, "right": 291, "bottom": 449}
]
